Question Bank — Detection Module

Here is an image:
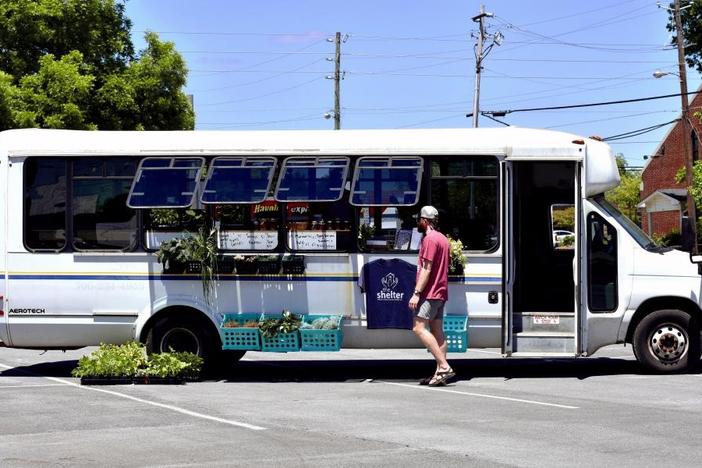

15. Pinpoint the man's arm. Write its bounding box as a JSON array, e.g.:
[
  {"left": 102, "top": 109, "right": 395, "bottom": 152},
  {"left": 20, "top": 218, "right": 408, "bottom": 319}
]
[{"left": 409, "top": 258, "right": 432, "bottom": 311}]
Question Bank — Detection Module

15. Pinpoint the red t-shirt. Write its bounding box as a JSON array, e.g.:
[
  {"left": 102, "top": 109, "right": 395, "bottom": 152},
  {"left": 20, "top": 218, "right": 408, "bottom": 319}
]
[{"left": 417, "top": 229, "right": 450, "bottom": 301}]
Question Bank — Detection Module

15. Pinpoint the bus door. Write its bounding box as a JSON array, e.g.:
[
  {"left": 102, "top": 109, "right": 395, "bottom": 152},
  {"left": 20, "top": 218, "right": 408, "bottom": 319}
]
[{"left": 502, "top": 160, "right": 581, "bottom": 356}]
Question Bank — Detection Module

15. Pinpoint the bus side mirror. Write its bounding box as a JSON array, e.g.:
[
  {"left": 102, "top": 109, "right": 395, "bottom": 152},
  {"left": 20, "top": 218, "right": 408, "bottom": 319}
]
[{"left": 681, "top": 216, "right": 695, "bottom": 252}]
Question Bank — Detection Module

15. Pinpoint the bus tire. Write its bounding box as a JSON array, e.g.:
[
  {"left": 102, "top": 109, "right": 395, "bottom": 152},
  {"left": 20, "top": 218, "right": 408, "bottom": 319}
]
[
  {"left": 632, "top": 309, "right": 700, "bottom": 373},
  {"left": 145, "top": 315, "right": 219, "bottom": 371}
]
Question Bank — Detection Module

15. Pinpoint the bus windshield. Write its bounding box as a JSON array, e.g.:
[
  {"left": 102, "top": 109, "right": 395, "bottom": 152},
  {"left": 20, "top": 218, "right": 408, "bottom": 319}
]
[{"left": 593, "top": 196, "right": 664, "bottom": 252}]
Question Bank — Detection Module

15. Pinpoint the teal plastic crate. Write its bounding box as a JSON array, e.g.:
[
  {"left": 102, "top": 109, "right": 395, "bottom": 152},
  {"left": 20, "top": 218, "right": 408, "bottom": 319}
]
[
  {"left": 299, "top": 315, "right": 344, "bottom": 351},
  {"left": 220, "top": 313, "right": 262, "bottom": 351},
  {"left": 259, "top": 313, "right": 301, "bottom": 352},
  {"left": 444, "top": 315, "right": 468, "bottom": 353}
]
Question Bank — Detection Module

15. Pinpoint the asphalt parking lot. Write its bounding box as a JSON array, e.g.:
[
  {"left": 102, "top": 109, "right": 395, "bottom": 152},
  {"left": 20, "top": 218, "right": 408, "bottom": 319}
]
[{"left": 2, "top": 345, "right": 702, "bottom": 467}]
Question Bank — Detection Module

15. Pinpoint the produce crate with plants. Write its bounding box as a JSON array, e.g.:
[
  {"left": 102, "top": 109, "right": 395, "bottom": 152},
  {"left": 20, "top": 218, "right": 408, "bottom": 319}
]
[
  {"left": 234, "top": 255, "right": 258, "bottom": 275},
  {"left": 259, "top": 310, "right": 301, "bottom": 352},
  {"left": 444, "top": 315, "right": 468, "bottom": 352},
  {"left": 257, "top": 255, "right": 281, "bottom": 275},
  {"left": 220, "top": 313, "right": 262, "bottom": 350},
  {"left": 282, "top": 255, "right": 305, "bottom": 274},
  {"left": 299, "top": 315, "right": 344, "bottom": 351}
]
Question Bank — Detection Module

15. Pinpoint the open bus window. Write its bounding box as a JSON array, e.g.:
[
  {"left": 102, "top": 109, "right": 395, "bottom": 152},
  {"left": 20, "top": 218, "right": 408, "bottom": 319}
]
[
  {"left": 127, "top": 157, "right": 205, "bottom": 208},
  {"left": 72, "top": 157, "right": 137, "bottom": 251},
  {"left": 430, "top": 156, "right": 498, "bottom": 252},
  {"left": 285, "top": 201, "right": 353, "bottom": 251},
  {"left": 24, "top": 158, "right": 67, "bottom": 251},
  {"left": 274, "top": 157, "right": 349, "bottom": 202},
  {"left": 201, "top": 157, "right": 275, "bottom": 204},
  {"left": 350, "top": 157, "right": 423, "bottom": 206},
  {"left": 358, "top": 206, "right": 421, "bottom": 251},
  {"left": 216, "top": 200, "right": 279, "bottom": 251},
  {"left": 551, "top": 204, "right": 575, "bottom": 250}
]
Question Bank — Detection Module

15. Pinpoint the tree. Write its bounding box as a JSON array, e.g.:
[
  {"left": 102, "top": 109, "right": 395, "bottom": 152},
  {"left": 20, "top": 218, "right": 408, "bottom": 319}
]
[
  {"left": 0, "top": 0, "right": 193, "bottom": 131},
  {"left": 668, "top": 0, "right": 702, "bottom": 73},
  {"left": 605, "top": 155, "right": 642, "bottom": 223}
]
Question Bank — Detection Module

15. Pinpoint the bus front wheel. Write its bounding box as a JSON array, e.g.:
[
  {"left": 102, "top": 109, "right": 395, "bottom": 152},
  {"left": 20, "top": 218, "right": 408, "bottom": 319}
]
[{"left": 632, "top": 309, "right": 700, "bottom": 373}]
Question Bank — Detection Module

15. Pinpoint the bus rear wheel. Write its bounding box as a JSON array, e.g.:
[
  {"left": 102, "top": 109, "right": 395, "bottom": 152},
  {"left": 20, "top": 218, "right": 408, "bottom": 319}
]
[
  {"left": 632, "top": 309, "right": 700, "bottom": 373},
  {"left": 146, "top": 316, "right": 217, "bottom": 367}
]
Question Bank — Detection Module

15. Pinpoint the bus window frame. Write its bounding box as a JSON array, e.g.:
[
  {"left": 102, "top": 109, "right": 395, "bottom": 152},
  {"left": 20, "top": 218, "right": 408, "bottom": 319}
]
[
  {"left": 200, "top": 156, "right": 276, "bottom": 205},
  {"left": 127, "top": 156, "right": 205, "bottom": 209},
  {"left": 349, "top": 156, "right": 424, "bottom": 207},
  {"left": 274, "top": 156, "right": 350, "bottom": 203}
]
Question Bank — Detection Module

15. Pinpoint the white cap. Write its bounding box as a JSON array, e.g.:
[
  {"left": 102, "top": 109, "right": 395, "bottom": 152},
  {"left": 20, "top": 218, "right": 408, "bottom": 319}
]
[{"left": 419, "top": 205, "right": 439, "bottom": 220}]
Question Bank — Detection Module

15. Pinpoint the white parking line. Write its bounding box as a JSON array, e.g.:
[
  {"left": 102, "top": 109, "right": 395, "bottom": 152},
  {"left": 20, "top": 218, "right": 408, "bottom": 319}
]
[
  {"left": 379, "top": 381, "right": 579, "bottom": 409},
  {"left": 0, "top": 363, "right": 266, "bottom": 431},
  {"left": 0, "top": 383, "right": 69, "bottom": 389}
]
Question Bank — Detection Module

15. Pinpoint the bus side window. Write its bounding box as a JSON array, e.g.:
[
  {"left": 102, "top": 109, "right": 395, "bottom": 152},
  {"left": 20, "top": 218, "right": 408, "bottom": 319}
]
[
  {"left": 429, "top": 156, "right": 498, "bottom": 252},
  {"left": 72, "top": 157, "right": 138, "bottom": 251},
  {"left": 24, "top": 158, "right": 67, "bottom": 251}
]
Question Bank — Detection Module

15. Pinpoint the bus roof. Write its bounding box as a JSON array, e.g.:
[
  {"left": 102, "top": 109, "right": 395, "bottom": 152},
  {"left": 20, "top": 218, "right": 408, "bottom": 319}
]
[{"left": 0, "top": 127, "right": 618, "bottom": 196}]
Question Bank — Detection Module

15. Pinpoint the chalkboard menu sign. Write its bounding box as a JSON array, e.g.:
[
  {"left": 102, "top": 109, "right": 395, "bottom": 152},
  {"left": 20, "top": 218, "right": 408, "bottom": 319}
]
[
  {"left": 219, "top": 231, "right": 278, "bottom": 250},
  {"left": 287, "top": 231, "right": 337, "bottom": 250}
]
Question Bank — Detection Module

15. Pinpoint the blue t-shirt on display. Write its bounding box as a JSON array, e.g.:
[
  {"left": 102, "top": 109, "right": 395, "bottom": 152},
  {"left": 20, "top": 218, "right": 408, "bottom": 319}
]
[{"left": 358, "top": 258, "right": 416, "bottom": 329}]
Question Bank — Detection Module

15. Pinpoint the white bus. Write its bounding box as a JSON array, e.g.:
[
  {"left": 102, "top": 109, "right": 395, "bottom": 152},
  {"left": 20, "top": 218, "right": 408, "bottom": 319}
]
[{"left": 0, "top": 127, "right": 699, "bottom": 372}]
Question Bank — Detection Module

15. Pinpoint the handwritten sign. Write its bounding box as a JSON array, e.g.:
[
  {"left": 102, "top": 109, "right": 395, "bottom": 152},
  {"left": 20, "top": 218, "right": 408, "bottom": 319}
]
[
  {"left": 287, "top": 231, "right": 337, "bottom": 250},
  {"left": 219, "top": 231, "right": 278, "bottom": 250}
]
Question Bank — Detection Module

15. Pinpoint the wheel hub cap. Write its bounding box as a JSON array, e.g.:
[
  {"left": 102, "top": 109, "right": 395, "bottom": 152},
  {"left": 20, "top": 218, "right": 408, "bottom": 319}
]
[{"left": 650, "top": 324, "right": 687, "bottom": 364}]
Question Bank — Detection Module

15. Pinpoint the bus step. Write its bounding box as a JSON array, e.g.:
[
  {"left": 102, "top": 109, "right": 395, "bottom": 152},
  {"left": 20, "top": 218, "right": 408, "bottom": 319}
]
[
  {"left": 513, "top": 312, "right": 574, "bottom": 333},
  {"left": 513, "top": 331, "right": 575, "bottom": 354}
]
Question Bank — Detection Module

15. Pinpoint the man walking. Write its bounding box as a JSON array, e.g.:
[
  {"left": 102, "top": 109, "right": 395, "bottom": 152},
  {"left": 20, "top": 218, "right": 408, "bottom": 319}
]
[{"left": 408, "top": 205, "right": 455, "bottom": 386}]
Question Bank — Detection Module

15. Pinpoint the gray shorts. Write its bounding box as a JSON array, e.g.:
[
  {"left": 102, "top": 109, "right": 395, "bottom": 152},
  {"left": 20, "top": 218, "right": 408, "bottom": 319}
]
[{"left": 415, "top": 299, "right": 445, "bottom": 321}]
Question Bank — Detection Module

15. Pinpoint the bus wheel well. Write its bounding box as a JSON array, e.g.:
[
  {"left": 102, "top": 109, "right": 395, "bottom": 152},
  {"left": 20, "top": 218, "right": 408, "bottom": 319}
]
[
  {"left": 625, "top": 297, "right": 702, "bottom": 343},
  {"left": 139, "top": 306, "right": 221, "bottom": 349}
]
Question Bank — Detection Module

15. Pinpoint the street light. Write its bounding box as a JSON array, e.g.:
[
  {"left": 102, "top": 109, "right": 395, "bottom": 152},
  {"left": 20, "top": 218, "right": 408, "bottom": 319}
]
[{"left": 653, "top": 69, "right": 680, "bottom": 79}]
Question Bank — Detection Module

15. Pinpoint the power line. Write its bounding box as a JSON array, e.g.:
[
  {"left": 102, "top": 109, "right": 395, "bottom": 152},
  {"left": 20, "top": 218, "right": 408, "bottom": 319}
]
[
  {"left": 602, "top": 119, "right": 680, "bottom": 141},
  {"left": 478, "top": 91, "right": 700, "bottom": 117}
]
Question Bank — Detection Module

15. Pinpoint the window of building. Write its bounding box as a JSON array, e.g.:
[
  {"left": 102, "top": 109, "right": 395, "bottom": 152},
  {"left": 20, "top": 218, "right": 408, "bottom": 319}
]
[
  {"left": 72, "top": 158, "right": 138, "bottom": 251},
  {"left": 127, "top": 157, "right": 205, "bottom": 208},
  {"left": 429, "top": 156, "right": 498, "bottom": 251},
  {"left": 350, "top": 157, "right": 423, "bottom": 206},
  {"left": 201, "top": 157, "right": 276, "bottom": 204},
  {"left": 24, "top": 158, "right": 67, "bottom": 251},
  {"left": 274, "top": 157, "right": 349, "bottom": 202}
]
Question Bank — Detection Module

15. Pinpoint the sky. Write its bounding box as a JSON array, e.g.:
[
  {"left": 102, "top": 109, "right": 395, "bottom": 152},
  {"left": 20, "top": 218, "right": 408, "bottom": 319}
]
[{"left": 124, "top": 0, "right": 702, "bottom": 168}]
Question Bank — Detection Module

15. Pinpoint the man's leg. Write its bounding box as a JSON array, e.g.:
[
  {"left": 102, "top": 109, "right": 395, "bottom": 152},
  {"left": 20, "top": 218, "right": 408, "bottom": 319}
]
[
  {"left": 413, "top": 316, "right": 449, "bottom": 371},
  {"left": 429, "top": 317, "right": 447, "bottom": 367}
]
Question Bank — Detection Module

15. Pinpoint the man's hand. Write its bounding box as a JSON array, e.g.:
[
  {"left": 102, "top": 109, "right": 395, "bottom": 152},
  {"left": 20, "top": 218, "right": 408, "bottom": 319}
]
[{"left": 409, "top": 293, "right": 420, "bottom": 311}]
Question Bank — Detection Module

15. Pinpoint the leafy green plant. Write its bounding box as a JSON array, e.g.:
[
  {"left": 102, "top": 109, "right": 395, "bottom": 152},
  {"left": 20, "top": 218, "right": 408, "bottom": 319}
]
[
  {"left": 259, "top": 310, "right": 302, "bottom": 338},
  {"left": 358, "top": 223, "right": 375, "bottom": 249},
  {"left": 71, "top": 342, "right": 202, "bottom": 380},
  {"left": 150, "top": 208, "right": 180, "bottom": 228},
  {"left": 561, "top": 235, "right": 575, "bottom": 247},
  {"left": 156, "top": 227, "right": 219, "bottom": 303},
  {"left": 447, "top": 236, "right": 466, "bottom": 275}
]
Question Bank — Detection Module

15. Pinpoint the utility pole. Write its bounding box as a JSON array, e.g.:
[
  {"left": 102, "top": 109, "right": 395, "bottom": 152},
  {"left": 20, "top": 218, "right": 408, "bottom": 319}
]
[
  {"left": 470, "top": 6, "right": 501, "bottom": 128},
  {"left": 674, "top": 0, "right": 698, "bottom": 252},
  {"left": 325, "top": 32, "right": 344, "bottom": 130},
  {"left": 334, "top": 32, "right": 341, "bottom": 130}
]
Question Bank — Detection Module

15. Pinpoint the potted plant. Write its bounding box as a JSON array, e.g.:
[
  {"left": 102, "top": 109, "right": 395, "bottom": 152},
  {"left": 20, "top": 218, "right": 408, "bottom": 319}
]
[
  {"left": 447, "top": 236, "right": 466, "bottom": 275},
  {"left": 157, "top": 227, "right": 219, "bottom": 303},
  {"left": 257, "top": 254, "right": 281, "bottom": 275},
  {"left": 282, "top": 255, "right": 305, "bottom": 274}
]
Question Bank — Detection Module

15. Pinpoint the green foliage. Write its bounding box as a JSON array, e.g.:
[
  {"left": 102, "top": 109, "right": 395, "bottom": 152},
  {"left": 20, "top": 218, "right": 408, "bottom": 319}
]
[
  {"left": 259, "top": 310, "right": 302, "bottom": 338},
  {"left": 669, "top": 1, "right": 702, "bottom": 73},
  {"left": 605, "top": 156, "right": 642, "bottom": 223},
  {"left": 652, "top": 229, "right": 682, "bottom": 247},
  {"left": 561, "top": 235, "right": 575, "bottom": 247},
  {"left": 447, "top": 236, "right": 466, "bottom": 275},
  {"left": 552, "top": 206, "right": 575, "bottom": 231},
  {"left": 71, "top": 341, "right": 147, "bottom": 378},
  {"left": 150, "top": 209, "right": 181, "bottom": 228},
  {"left": 675, "top": 161, "right": 702, "bottom": 232},
  {"left": 71, "top": 342, "right": 202, "bottom": 379},
  {"left": 156, "top": 227, "right": 219, "bottom": 303},
  {"left": 0, "top": 1, "right": 193, "bottom": 131}
]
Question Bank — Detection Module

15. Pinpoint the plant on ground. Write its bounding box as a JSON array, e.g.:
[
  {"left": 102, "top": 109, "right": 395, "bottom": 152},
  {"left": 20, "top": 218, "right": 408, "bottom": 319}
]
[{"left": 71, "top": 342, "right": 202, "bottom": 379}]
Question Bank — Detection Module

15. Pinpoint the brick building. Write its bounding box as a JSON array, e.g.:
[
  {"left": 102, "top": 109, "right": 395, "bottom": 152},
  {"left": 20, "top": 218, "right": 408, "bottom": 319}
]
[{"left": 638, "top": 85, "right": 702, "bottom": 237}]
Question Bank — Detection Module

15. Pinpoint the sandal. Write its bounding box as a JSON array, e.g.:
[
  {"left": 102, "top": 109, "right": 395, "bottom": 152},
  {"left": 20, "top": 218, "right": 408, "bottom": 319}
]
[{"left": 428, "top": 368, "right": 455, "bottom": 387}]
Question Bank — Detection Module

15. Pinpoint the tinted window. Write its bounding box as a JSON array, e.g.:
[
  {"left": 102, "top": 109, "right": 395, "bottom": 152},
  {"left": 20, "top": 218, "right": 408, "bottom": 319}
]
[
  {"left": 201, "top": 157, "right": 275, "bottom": 204},
  {"left": 275, "top": 157, "right": 349, "bottom": 202},
  {"left": 128, "top": 157, "right": 204, "bottom": 208},
  {"left": 24, "top": 158, "right": 67, "bottom": 250},
  {"left": 430, "top": 156, "right": 498, "bottom": 251},
  {"left": 350, "top": 157, "right": 423, "bottom": 206},
  {"left": 588, "top": 212, "right": 618, "bottom": 312}
]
